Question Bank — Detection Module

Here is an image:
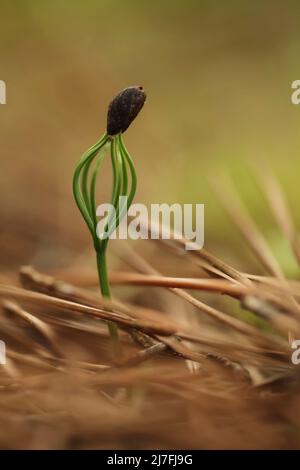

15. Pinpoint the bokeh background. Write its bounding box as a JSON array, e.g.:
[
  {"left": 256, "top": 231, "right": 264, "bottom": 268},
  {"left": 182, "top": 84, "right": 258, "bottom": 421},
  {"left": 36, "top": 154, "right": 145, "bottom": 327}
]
[{"left": 1, "top": 0, "right": 300, "bottom": 278}]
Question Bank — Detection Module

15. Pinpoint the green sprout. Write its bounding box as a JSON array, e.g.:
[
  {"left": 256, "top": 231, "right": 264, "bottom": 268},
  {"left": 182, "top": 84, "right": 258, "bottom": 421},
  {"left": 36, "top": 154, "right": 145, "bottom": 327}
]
[{"left": 73, "top": 86, "right": 146, "bottom": 342}]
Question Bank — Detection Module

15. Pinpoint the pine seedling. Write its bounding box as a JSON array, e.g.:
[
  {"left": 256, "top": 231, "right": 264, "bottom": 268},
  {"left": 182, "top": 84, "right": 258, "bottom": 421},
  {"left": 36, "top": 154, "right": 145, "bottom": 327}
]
[{"left": 73, "top": 86, "right": 146, "bottom": 342}]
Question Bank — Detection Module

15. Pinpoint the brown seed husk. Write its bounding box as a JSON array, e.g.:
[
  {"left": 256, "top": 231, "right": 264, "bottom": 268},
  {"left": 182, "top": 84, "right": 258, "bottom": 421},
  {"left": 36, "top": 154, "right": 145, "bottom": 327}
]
[{"left": 106, "top": 86, "right": 146, "bottom": 135}]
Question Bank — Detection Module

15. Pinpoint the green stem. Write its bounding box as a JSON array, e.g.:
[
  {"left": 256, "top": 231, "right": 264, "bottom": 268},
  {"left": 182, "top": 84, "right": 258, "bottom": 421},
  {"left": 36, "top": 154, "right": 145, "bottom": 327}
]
[
  {"left": 96, "top": 250, "right": 119, "bottom": 342},
  {"left": 96, "top": 249, "right": 110, "bottom": 297}
]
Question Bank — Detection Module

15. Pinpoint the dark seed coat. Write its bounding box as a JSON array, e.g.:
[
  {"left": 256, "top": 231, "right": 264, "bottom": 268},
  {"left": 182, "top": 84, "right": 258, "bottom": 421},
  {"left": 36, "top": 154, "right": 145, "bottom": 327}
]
[{"left": 106, "top": 86, "right": 146, "bottom": 136}]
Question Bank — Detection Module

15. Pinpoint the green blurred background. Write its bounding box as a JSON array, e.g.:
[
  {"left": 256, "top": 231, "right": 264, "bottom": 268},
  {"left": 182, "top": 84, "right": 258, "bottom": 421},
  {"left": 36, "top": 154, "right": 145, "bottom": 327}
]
[{"left": 1, "top": 0, "right": 300, "bottom": 276}]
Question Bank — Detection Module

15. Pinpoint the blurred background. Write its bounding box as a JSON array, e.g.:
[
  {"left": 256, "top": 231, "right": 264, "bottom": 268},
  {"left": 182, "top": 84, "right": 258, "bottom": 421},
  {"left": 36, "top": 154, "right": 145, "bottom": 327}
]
[{"left": 1, "top": 0, "right": 300, "bottom": 278}]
